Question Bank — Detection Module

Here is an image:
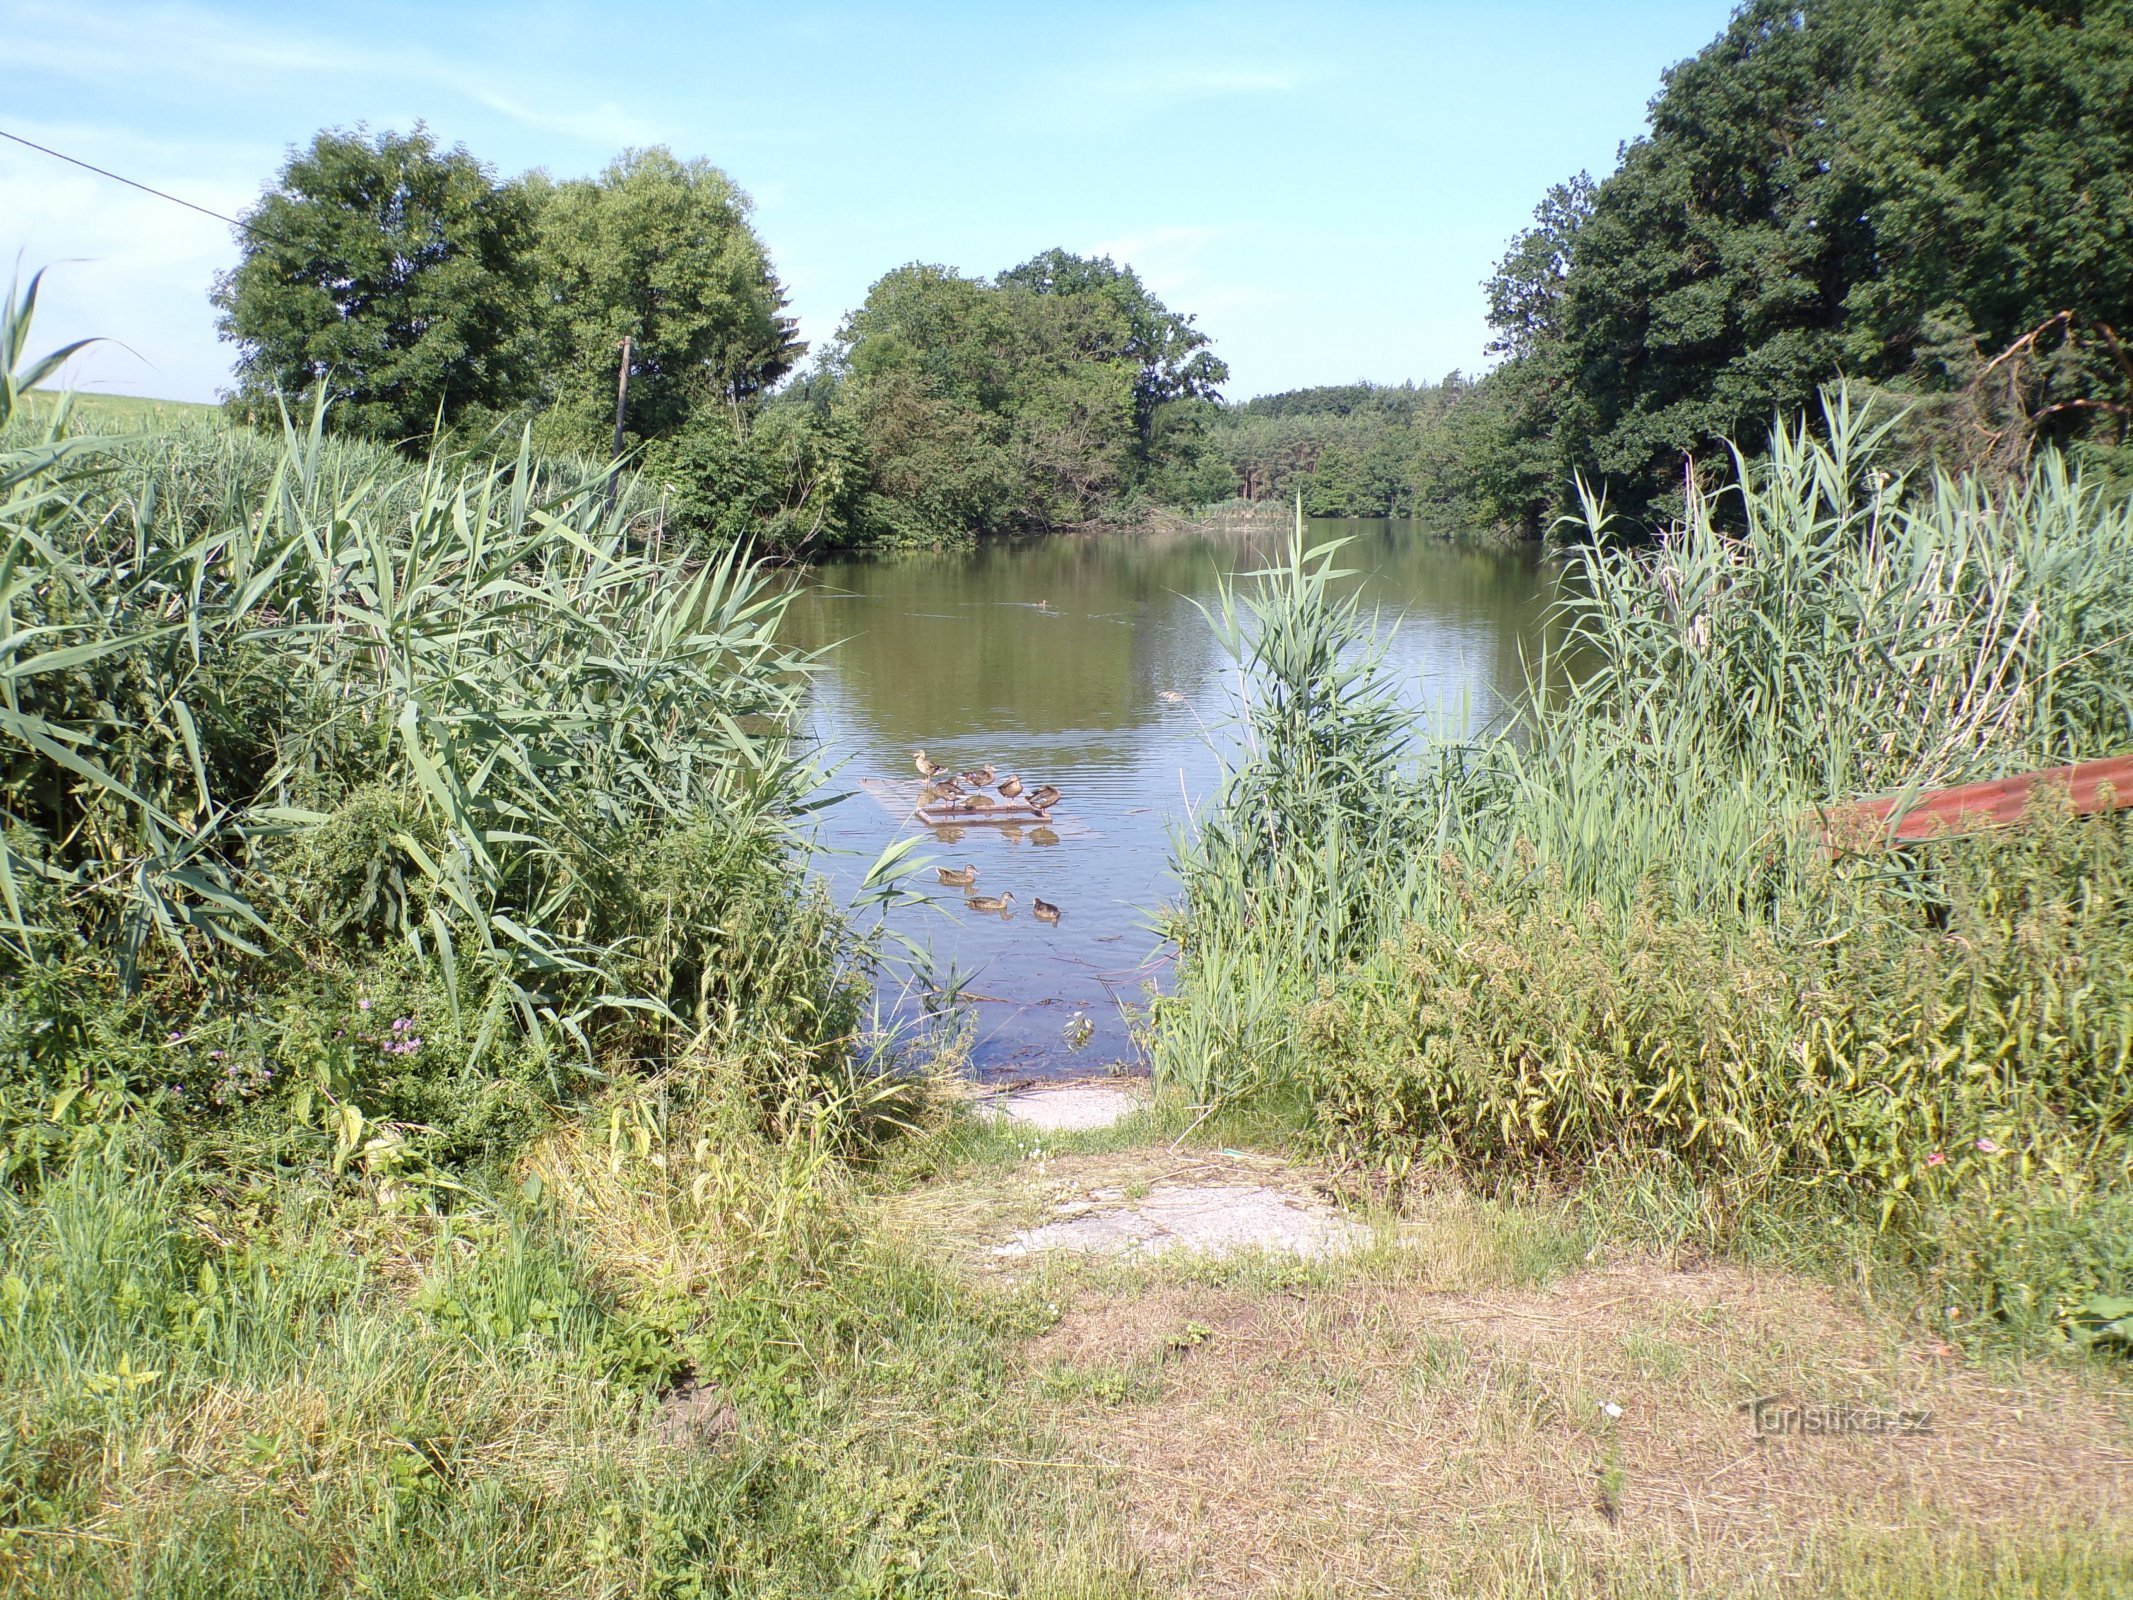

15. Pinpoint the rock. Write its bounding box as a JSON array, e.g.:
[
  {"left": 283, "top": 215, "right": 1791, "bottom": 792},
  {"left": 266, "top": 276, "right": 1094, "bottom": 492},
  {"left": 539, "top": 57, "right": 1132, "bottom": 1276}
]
[
  {"left": 653, "top": 1382, "right": 738, "bottom": 1449},
  {"left": 993, "top": 1182, "right": 1368, "bottom": 1262},
  {"left": 976, "top": 1082, "right": 1143, "bottom": 1132}
]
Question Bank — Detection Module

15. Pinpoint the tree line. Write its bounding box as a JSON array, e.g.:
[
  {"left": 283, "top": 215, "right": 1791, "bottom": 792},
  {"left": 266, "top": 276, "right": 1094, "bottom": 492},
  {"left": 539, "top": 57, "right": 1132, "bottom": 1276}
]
[
  {"left": 216, "top": 0, "right": 2133, "bottom": 548},
  {"left": 214, "top": 130, "right": 1229, "bottom": 553}
]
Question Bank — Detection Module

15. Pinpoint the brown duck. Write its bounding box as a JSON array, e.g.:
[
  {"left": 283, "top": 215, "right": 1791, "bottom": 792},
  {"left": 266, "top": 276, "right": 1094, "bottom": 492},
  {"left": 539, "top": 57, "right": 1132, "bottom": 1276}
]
[
  {"left": 914, "top": 750, "right": 945, "bottom": 778},
  {"left": 957, "top": 764, "right": 997, "bottom": 788},
  {"left": 935, "top": 864, "right": 978, "bottom": 887},
  {"left": 966, "top": 891, "right": 1015, "bottom": 914},
  {"left": 1026, "top": 784, "right": 1061, "bottom": 813},
  {"left": 996, "top": 775, "right": 1024, "bottom": 800},
  {"left": 1032, "top": 897, "right": 1061, "bottom": 923}
]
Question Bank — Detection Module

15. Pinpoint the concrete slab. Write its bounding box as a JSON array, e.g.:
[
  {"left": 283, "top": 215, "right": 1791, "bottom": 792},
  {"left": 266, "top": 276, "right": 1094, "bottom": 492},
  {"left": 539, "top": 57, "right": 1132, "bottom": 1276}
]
[
  {"left": 993, "top": 1182, "right": 1369, "bottom": 1262},
  {"left": 976, "top": 1082, "right": 1144, "bottom": 1133}
]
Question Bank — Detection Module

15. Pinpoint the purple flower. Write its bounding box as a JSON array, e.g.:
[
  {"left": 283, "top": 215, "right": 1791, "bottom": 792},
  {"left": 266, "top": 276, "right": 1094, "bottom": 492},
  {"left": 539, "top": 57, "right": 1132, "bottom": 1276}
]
[
  {"left": 358, "top": 999, "right": 372, "bottom": 1012},
  {"left": 1926, "top": 1151, "right": 1946, "bottom": 1167},
  {"left": 1975, "top": 1138, "right": 1999, "bottom": 1154}
]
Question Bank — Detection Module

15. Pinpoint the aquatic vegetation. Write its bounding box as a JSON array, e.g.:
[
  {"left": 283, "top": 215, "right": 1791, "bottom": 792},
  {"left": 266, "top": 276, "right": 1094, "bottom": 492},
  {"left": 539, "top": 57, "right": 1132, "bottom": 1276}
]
[{"left": 1156, "top": 394, "right": 2133, "bottom": 1346}]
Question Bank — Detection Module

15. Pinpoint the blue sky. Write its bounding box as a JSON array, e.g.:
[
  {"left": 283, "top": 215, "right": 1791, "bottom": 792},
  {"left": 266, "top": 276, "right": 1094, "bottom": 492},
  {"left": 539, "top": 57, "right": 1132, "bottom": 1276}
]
[{"left": 5, "top": 1, "right": 1739, "bottom": 403}]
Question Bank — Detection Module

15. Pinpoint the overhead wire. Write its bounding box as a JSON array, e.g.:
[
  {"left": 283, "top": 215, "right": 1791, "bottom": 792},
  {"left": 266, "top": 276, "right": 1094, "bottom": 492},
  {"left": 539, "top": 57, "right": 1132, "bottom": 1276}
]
[{"left": 0, "top": 125, "right": 280, "bottom": 244}]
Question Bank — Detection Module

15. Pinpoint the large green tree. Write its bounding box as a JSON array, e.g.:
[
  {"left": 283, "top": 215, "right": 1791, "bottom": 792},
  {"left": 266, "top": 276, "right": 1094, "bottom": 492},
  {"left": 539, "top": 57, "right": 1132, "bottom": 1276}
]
[
  {"left": 826, "top": 252, "right": 1228, "bottom": 543},
  {"left": 530, "top": 148, "right": 805, "bottom": 452},
  {"left": 1492, "top": 0, "right": 2133, "bottom": 520},
  {"left": 213, "top": 126, "right": 540, "bottom": 443}
]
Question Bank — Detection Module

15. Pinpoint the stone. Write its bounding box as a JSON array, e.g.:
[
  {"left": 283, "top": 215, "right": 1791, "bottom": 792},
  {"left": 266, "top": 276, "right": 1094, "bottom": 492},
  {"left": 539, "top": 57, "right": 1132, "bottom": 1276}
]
[
  {"left": 993, "top": 1182, "right": 1368, "bottom": 1262},
  {"left": 976, "top": 1082, "right": 1143, "bottom": 1132}
]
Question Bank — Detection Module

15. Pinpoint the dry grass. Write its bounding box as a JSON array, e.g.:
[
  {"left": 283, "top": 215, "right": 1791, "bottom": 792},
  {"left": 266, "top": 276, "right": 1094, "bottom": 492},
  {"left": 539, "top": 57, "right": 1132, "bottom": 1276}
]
[
  {"left": 1013, "top": 1255, "right": 2133, "bottom": 1597},
  {"left": 886, "top": 1134, "right": 2133, "bottom": 1598}
]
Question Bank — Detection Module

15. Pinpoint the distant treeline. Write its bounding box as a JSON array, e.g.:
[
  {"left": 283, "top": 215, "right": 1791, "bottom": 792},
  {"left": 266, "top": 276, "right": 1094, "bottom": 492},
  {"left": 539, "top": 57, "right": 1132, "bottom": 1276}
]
[
  {"left": 214, "top": 0, "right": 2133, "bottom": 548},
  {"left": 1202, "top": 379, "right": 1482, "bottom": 527},
  {"left": 214, "top": 136, "right": 1230, "bottom": 553}
]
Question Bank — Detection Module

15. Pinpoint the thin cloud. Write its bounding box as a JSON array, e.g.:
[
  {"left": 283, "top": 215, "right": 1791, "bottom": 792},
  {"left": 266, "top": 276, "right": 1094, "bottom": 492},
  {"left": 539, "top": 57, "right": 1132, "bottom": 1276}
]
[{"left": 3, "top": 0, "right": 654, "bottom": 147}]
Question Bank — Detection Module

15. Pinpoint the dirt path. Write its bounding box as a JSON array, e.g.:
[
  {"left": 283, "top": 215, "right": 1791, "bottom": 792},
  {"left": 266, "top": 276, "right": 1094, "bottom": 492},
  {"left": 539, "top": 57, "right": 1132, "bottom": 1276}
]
[{"left": 896, "top": 1086, "right": 2133, "bottom": 1597}]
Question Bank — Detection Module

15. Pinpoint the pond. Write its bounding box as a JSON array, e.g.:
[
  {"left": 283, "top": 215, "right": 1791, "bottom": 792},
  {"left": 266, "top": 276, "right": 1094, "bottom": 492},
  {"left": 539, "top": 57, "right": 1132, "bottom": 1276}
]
[{"left": 779, "top": 517, "right": 1562, "bottom": 1081}]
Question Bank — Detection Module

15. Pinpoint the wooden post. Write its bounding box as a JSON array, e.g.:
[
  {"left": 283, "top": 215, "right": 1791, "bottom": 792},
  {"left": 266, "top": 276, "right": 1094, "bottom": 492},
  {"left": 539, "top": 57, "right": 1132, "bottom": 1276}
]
[{"left": 605, "top": 335, "right": 632, "bottom": 512}]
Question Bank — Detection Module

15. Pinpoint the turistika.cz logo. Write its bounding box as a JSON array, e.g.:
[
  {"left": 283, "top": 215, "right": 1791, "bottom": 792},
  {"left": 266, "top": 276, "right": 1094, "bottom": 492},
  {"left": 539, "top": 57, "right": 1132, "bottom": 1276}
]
[{"left": 1739, "top": 1397, "right": 1934, "bottom": 1437}]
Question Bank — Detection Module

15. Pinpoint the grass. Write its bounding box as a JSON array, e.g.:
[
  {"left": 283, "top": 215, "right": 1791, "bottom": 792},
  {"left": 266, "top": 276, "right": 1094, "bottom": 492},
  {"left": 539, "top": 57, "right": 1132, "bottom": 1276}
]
[
  {"left": 16, "top": 390, "right": 216, "bottom": 430},
  {"left": 1153, "top": 391, "right": 2133, "bottom": 1360},
  {"left": 4, "top": 267, "right": 2127, "bottom": 1595}
]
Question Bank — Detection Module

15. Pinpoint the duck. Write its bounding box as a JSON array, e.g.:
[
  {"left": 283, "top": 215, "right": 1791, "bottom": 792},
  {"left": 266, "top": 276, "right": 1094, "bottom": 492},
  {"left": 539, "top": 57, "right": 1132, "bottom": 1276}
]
[
  {"left": 959, "top": 793, "right": 998, "bottom": 809},
  {"left": 935, "top": 864, "right": 978, "bottom": 888},
  {"left": 1027, "top": 784, "right": 1061, "bottom": 812},
  {"left": 914, "top": 750, "right": 945, "bottom": 778},
  {"left": 957, "top": 764, "right": 997, "bottom": 788},
  {"left": 966, "top": 892, "right": 1015, "bottom": 914},
  {"left": 996, "top": 775, "right": 1025, "bottom": 800},
  {"left": 1032, "top": 897, "right": 1061, "bottom": 923},
  {"left": 928, "top": 776, "right": 965, "bottom": 798}
]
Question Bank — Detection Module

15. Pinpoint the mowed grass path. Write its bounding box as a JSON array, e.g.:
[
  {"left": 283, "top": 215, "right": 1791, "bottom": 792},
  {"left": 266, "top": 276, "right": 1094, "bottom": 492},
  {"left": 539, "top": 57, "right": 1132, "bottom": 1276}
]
[{"left": 877, "top": 1104, "right": 2133, "bottom": 1599}]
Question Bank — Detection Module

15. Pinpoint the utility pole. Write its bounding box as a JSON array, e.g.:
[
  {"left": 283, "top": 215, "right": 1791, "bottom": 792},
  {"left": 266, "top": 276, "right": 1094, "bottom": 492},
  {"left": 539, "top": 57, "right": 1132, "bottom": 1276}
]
[{"left": 605, "top": 335, "right": 633, "bottom": 513}]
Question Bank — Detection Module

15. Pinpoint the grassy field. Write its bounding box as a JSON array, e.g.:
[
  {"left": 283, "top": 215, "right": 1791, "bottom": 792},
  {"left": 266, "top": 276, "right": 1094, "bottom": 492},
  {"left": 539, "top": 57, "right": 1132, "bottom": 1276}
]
[
  {"left": 7, "top": 1093, "right": 2126, "bottom": 1598},
  {"left": 2, "top": 279, "right": 2129, "bottom": 1595},
  {"left": 18, "top": 388, "right": 217, "bottom": 429}
]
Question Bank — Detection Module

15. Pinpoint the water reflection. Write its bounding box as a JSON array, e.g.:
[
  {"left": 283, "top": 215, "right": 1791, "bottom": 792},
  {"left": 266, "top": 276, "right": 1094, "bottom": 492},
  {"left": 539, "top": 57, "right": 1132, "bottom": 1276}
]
[{"left": 782, "top": 519, "right": 1560, "bottom": 1079}]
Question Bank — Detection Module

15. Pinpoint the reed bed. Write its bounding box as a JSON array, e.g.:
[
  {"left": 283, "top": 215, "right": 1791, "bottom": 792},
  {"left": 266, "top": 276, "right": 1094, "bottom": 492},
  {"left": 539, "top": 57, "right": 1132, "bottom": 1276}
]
[
  {"left": 1156, "top": 395, "right": 2133, "bottom": 1347},
  {"left": 0, "top": 273, "right": 916, "bottom": 1178}
]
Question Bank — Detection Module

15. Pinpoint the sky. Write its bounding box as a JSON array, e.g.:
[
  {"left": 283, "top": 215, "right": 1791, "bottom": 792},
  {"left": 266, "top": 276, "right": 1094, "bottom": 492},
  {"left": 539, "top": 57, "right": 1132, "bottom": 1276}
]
[{"left": 4, "top": 0, "right": 1741, "bottom": 404}]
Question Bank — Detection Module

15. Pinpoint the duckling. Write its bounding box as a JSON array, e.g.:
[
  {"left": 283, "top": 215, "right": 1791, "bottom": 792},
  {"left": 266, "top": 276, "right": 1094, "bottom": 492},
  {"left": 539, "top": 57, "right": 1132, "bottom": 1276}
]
[
  {"left": 996, "top": 775, "right": 1025, "bottom": 800},
  {"left": 966, "top": 891, "right": 1015, "bottom": 914},
  {"left": 935, "top": 864, "right": 978, "bottom": 888},
  {"left": 914, "top": 750, "right": 945, "bottom": 778},
  {"left": 1032, "top": 897, "right": 1061, "bottom": 923},
  {"left": 1027, "top": 784, "right": 1061, "bottom": 812},
  {"left": 957, "top": 764, "right": 997, "bottom": 788}
]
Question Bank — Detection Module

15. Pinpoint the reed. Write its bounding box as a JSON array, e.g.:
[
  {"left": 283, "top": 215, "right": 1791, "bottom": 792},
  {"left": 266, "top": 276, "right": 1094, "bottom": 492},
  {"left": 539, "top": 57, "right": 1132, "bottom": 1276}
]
[
  {"left": 0, "top": 274, "right": 902, "bottom": 1169},
  {"left": 1157, "top": 394, "right": 2133, "bottom": 1344}
]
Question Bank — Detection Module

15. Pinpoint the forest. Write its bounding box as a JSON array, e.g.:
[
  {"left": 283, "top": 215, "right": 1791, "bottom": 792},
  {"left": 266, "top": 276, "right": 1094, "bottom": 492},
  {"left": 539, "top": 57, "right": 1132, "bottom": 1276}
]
[{"left": 211, "top": 0, "right": 2133, "bottom": 547}]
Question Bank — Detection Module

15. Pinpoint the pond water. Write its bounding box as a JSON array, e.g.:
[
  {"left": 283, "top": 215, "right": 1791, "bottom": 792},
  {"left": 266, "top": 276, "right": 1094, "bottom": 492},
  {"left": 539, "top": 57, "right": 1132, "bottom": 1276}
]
[{"left": 779, "top": 517, "right": 1562, "bottom": 1081}]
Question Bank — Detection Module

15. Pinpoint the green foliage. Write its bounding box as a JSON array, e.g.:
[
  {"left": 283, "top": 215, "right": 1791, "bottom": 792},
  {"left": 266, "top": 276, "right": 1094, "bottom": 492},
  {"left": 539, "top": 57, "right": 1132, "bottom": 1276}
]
[
  {"left": 212, "top": 126, "right": 542, "bottom": 445},
  {"left": 0, "top": 286, "right": 878, "bottom": 1171},
  {"left": 638, "top": 399, "right": 867, "bottom": 555},
  {"left": 529, "top": 147, "right": 806, "bottom": 453},
  {"left": 1157, "top": 394, "right": 2133, "bottom": 1348},
  {"left": 1486, "top": 0, "right": 2133, "bottom": 522},
  {"left": 825, "top": 251, "right": 1230, "bottom": 544}
]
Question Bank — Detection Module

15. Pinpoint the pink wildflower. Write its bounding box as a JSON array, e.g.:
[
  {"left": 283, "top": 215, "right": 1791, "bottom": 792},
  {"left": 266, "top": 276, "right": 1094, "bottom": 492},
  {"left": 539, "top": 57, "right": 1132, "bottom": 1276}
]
[
  {"left": 1975, "top": 1138, "right": 1998, "bottom": 1154},
  {"left": 1926, "top": 1151, "right": 1946, "bottom": 1167}
]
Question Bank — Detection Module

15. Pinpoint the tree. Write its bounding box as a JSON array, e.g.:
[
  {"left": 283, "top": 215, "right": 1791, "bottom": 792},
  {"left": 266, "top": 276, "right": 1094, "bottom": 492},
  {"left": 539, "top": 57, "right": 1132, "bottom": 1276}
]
[
  {"left": 824, "top": 252, "right": 1230, "bottom": 543},
  {"left": 213, "top": 126, "right": 540, "bottom": 443},
  {"left": 999, "top": 249, "right": 1229, "bottom": 450},
  {"left": 1492, "top": 0, "right": 2133, "bottom": 521},
  {"left": 530, "top": 148, "right": 805, "bottom": 451}
]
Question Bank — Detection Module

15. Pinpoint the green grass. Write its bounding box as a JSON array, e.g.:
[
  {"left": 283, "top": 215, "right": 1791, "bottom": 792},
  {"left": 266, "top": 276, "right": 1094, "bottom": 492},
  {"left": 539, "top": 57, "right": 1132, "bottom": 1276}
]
[
  {"left": 1153, "top": 392, "right": 2133, "bottom": 1356},
  {"left": 17, "top": 390, "right": 217, "bottom": 430}
]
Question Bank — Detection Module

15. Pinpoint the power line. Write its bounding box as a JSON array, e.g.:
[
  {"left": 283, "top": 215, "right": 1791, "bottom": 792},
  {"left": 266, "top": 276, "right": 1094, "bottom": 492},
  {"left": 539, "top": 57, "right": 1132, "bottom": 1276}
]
[{"left": 0, "top": 125, "right": 278, "bottom": 244}]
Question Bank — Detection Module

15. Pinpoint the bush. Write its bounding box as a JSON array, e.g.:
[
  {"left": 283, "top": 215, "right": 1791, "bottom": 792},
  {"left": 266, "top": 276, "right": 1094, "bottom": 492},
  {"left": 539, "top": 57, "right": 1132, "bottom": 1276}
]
[{"left": 1156, "top": 394, "right": 2133, "bottom": 1348}]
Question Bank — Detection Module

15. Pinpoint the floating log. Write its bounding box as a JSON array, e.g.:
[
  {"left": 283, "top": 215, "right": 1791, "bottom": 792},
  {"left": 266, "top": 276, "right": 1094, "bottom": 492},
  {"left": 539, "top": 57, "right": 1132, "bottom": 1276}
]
[
  {"left": 1820, "top": 752, "right": 2133, "bottom": 849},
  {"left": 917, "top": 801, "right": 1053, "bottom": 828}
]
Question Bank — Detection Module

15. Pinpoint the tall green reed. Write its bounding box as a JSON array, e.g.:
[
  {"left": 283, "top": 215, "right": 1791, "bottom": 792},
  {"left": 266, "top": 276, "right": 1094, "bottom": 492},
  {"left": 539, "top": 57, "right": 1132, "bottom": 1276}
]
[
  {"left": 1156, "top": 393, "right": 2133, "bottom": 1332},
  {"left": 0, "top": 276, "right": 900, "bottom": 1159}
]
